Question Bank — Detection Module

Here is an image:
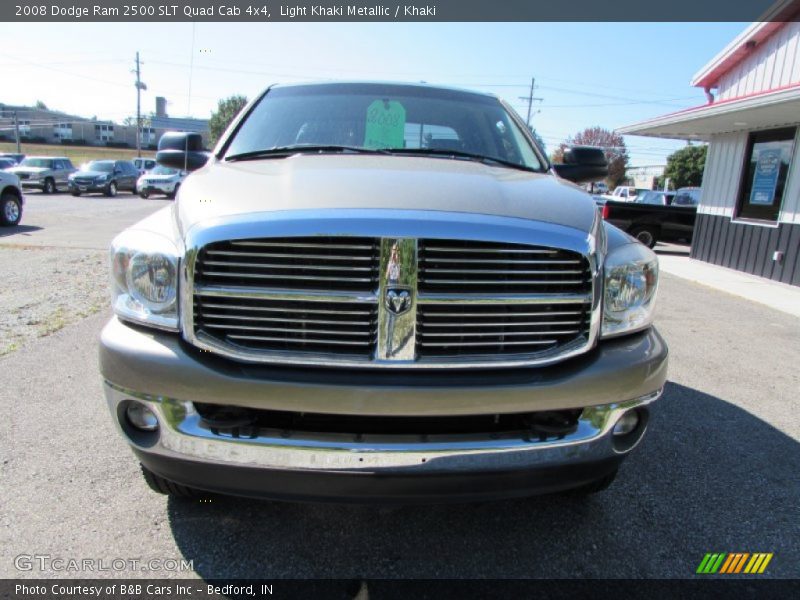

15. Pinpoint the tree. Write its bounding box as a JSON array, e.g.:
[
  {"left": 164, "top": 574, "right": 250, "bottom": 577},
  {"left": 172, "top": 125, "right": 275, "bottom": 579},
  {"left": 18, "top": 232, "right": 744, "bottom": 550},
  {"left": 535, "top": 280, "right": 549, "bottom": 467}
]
[
  {"left": 551, "top": 126, "right": 629, "bottom": 187},
  {"left": 661, "top": 144, "right": 707, "bottom": 189},
  {"left": 208, "top": 95, "right": 248, "bottom": 144},
  {"left": 34, "top": 100, "right": 48, "bottom": 110}
]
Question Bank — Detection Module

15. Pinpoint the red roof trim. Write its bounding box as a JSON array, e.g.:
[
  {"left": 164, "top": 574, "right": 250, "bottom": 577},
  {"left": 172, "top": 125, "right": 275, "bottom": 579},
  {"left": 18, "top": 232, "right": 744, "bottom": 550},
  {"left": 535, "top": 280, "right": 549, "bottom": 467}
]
[{"left": 654, "top": 82, "right": 800, "bottom": 120}]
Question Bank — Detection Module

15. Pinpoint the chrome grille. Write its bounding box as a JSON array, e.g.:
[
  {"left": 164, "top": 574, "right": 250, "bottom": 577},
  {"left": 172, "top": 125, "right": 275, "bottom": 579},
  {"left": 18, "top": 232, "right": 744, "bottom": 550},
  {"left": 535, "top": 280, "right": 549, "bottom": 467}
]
[
  {"left": 417, "top": 302, "right": 591, "bottom": 357},
  {"left": 187, "top": 230, "right": 597, "bottom": 368},
  {"left": 193, "top": 295, "right": 378, "bottom": 357},
  {"left": 418, "top": 239, "right": 591, "bottom": 294},
  {"left": 195, "top": 236, "right": 380, "bottom": 292}
]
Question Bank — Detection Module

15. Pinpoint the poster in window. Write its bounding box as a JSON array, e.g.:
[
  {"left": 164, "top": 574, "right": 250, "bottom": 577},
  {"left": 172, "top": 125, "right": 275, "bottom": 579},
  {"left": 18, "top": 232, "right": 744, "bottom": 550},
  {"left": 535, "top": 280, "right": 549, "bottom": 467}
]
[{"left": 749, "top": 148, "right": 781, "bottom": 206}]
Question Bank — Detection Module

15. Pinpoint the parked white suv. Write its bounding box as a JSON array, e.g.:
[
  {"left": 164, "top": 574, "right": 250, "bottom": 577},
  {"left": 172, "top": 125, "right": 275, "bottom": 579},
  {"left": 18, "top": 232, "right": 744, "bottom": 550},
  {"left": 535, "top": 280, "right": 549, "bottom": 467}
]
[
  {"left": 136, "top": 165, "right": 187, "bottom": 199},
  {"left": 0, "top": 171, "right": 24, "bottom": 226}
]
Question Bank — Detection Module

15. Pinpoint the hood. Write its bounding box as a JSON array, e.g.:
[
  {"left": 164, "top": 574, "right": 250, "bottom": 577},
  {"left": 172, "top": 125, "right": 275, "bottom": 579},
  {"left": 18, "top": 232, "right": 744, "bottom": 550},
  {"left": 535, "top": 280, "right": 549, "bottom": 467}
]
[
  {"left": 177, "top": 155, "right": 597, "bottom": 235},
  {"left": 9, "top": 166, "right": 47, "bottom": 175},
  {"left": 72, "top": 170, "right": 109, "bottom": 178}
]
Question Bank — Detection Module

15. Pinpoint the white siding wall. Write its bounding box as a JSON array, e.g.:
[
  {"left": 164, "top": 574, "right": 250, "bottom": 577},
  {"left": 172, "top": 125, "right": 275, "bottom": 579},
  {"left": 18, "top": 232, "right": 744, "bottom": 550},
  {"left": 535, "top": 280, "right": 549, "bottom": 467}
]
[
  {"left": 698, "top": 132, "right": 748, "bottom": 218},
  {"left": 716, "top": 21, "right": 800, "bottom": 101},
  {"left": 699, "top": 129, "right": 800, "bottom": 224},
  {"left": 780, "top": 127, "right": 800, "bottom": 224}
]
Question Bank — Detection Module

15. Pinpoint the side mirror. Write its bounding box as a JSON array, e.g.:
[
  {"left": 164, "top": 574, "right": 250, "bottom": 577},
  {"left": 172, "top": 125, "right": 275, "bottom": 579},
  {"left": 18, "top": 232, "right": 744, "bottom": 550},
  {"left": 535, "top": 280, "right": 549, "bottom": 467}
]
[
  {"left": 552, "top": 146, "right": 608, "bottom": 184},
  {"left": 156, "top": 132, "right": 210, "bottom": 172}
]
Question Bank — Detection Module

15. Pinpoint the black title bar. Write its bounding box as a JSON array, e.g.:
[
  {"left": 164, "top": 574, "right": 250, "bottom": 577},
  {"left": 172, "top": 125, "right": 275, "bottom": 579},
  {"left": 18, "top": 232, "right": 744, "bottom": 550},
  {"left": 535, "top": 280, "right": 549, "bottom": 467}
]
[{"left": 4, "top": 0, "right": 799, "bottom": 22}]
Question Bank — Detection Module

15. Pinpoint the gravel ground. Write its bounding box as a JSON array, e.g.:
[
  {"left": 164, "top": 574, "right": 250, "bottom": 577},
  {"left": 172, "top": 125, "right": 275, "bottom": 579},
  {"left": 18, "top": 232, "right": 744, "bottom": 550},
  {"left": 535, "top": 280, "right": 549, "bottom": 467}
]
[
  {"left": 1, "top": 273, "right": 798, "bottom": 580},
  {"left": 1, "top": 194, "right": 798, "bottom": 580},
  {"left": 0, "top": 192, "right": 169, "bottom": 356},
  {"left": 0, "top": 246, "right": 106, "bottom": 355}
]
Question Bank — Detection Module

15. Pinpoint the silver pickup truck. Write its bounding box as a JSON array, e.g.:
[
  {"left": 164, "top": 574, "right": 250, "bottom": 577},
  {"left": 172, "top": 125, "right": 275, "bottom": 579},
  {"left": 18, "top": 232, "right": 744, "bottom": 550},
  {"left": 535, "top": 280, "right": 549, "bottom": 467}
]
[{"left": 99, "top": 82, "right": 667, "bottom": 502}]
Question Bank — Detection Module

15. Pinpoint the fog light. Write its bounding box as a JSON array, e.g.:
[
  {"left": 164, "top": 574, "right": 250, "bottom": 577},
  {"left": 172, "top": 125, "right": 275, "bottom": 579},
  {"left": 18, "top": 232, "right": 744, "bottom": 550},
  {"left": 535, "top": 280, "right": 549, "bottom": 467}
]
[
  {"left": 126, "top": 402, "right": 159, "bottom": 431},
  {"left": 613, "top": 411, "right": 639, "bottom": 436}
]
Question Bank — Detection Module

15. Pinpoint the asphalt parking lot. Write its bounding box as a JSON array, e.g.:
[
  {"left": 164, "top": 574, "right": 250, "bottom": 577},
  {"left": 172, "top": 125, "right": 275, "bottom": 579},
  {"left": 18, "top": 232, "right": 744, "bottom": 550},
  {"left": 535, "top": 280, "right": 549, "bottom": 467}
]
[{"left": 1, "top": 193, "right": 798, "bottom": 579}]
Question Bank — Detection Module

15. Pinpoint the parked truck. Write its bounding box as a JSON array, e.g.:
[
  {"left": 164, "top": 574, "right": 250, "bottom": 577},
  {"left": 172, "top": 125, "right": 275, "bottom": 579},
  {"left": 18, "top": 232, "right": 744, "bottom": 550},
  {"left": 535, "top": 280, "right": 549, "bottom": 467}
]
[
  {"left": 601, "top": 193, "right": 698, "bottom": 248},
  {"left": 99, "top": 82, "right": 668, "bottom": 502}
]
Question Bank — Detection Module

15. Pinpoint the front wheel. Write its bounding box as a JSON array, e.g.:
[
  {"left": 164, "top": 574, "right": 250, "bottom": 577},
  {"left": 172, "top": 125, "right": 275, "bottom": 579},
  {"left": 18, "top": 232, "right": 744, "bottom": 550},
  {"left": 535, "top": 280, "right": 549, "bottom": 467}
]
[
  {"left": 630, "top": 226, "right": 658, "bottom": 249},
  {"left": 43, "top": 178, "right": 56, "bottom": 194},
  {"left": 0, "top": 193, "right": 22, "bottom": 226},
  {"left": 167, "top": 183, "right": 180, "bottom": 200},
  {"left": 71, "top": 190, "right": 81, "bottom": 197},
  {"left": 139, "top": 190, "right": 149, "bottom": 199},
  {"left": 105, "top": 181, "right": 118, "bottom": 197}
]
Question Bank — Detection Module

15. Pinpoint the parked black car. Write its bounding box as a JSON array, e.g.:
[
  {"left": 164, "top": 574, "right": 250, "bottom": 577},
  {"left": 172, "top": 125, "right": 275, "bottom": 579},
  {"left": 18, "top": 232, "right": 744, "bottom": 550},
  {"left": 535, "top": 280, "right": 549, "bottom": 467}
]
[
  {"left": 601, "top": 197, "right": 697, "bottom": 248},
  {"left": 68, "top": 160, "right": 139, "bottom": 197}
]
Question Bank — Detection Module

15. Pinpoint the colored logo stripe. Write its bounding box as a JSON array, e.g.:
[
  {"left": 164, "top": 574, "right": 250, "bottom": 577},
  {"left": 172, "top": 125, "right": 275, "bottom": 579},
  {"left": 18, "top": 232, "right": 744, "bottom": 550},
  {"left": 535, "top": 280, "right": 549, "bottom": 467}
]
[
  {"left": 744, "top": 553, "right": 773, "bottom": 574},
  {"left": 697, "top": 553, "right": 773, "bottom": 574}
]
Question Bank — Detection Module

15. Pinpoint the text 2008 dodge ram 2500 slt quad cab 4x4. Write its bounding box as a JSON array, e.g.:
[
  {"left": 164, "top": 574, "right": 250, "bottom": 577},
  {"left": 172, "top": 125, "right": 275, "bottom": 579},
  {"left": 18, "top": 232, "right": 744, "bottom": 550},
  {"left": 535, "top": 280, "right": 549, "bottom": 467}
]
[{"left": 99, "top": 82, "right": 667, "bottom": 502}]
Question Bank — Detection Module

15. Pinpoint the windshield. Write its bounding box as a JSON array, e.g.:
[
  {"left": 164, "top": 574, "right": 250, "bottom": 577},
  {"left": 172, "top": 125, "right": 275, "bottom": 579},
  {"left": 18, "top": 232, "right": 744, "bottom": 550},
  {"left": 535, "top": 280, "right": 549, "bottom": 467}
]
[
  {"left": 151, "top": 166, "right": 178, "bottom": 175},
  {"left": 225, "top": 84, "right": 543, "bottom": 170},
  {"left": 673, "top": 189, "right": 700, "bottom": 206},
  {"left": 637, "top": 192, "right": 664, "bottom": 205},
  {"left": 20, "top": 158, "right": 53, "bottom": 168},
  {"left": 84, "top": 161, "right": 114, "bottom": 173}
]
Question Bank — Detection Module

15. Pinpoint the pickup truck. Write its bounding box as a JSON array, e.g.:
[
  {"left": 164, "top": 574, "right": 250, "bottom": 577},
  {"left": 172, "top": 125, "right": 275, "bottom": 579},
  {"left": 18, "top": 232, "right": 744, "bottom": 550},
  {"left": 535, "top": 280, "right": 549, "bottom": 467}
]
[
  {"left": 601, "top": 194, "right": 698, "bottom": 248},
  {"left": 99, "top": 82, "right": 668, "bottom": 502},
  {"left": 604, "top": 186, "right": 649, "bottom": 202}
]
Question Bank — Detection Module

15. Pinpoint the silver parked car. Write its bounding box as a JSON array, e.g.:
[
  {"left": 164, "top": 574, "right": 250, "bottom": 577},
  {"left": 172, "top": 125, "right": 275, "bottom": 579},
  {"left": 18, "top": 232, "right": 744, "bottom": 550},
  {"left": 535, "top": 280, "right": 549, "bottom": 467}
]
[
  {"left": 8, "top": 156, "right": 76, "bottom": 193},
  {"left": 0, "top": 170, "right": 24, "bottom": 226},
  {"left": 100, "top": 82, "right": 667, "bottom": 502}
]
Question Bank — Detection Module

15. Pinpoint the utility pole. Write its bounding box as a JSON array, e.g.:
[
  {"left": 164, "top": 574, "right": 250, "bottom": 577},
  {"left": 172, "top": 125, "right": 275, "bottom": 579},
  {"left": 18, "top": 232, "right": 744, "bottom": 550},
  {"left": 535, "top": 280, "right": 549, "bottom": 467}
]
[
  {"left": 13, "top": 111, "right": 20, "bottom": 153},
  {"left": 519, "top": 77, "right": 543, "bottom": 128},
  {"left": 133, "top": 52, "right": 147, "bottom": 158}
]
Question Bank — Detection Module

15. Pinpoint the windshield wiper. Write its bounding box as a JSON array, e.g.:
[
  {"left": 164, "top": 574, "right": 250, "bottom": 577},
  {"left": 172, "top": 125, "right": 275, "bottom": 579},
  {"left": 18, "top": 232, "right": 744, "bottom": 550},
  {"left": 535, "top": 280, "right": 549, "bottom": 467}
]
[
  {"left": 226, "top": 145, "right": 390, "bottom": 162},
  {"left": 384, "top": 148, "right": 536, "bottom": 172}
]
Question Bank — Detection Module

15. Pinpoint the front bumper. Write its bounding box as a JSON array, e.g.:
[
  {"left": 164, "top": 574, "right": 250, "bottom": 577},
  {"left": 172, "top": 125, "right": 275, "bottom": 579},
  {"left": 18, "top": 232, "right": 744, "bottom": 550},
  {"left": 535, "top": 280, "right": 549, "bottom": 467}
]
[
  {"left": 69, "top": 182, "right": 107, "bottom": 193},
  {"left": 137, "top": 181, "right": 176, "bottom": 194},
  {"left": 100, "top": 318, "right": 668, "bottom": 502},
  {"left": 20, "top": 180, "right": 43, "bottom": 190}
]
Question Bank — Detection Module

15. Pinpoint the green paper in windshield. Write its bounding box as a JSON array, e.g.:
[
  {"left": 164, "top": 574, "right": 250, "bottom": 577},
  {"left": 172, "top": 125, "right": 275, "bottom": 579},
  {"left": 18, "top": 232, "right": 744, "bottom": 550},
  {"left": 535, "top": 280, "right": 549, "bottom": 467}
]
[{"left": 364, "top": 100, "right": 406, "bottom": 149}]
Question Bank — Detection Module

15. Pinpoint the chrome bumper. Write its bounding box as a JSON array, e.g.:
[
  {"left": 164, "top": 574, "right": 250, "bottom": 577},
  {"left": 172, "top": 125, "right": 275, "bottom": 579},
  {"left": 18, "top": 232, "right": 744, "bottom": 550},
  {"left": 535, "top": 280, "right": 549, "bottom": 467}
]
[
  {"left": 100, "top": 318, "right": 667, "bottom": 500},
  {"left": 105, "top": 381, "right": 661, "bottom": 473}
]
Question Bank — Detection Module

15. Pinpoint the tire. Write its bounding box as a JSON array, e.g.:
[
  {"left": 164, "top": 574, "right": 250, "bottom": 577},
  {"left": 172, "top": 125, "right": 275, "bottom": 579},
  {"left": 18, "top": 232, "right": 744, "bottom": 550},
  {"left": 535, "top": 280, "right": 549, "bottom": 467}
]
[
  {"left": 139, "top": 191, "right": 149, "bottom": 199},
  {"left": 139, "top": 464, "right": 199, "bottom": 498},
  {"left": 43, "top": 178, "right": 55, "bottom": 194},
  {"left": 71, "top": 190, "right": 81, "bottom": 197},
  {"left": 167, "top": 183, "right": 180, "bottom": 200},
  {"left": 0, "top": 193, "right": 22, "bottom": 226},
  {"left": 630, "top": 226, "right": 658, "bottom": 249},
  {"left": 105, "top": 181, "right": 118, "bottom": 197}
]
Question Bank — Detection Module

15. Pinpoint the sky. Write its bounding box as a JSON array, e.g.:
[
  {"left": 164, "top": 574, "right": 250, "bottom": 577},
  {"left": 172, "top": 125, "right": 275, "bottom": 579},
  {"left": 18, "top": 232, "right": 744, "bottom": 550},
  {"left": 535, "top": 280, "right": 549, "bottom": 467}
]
[{"left": 0, "top": 21, "right": 748, "bottom": 164}]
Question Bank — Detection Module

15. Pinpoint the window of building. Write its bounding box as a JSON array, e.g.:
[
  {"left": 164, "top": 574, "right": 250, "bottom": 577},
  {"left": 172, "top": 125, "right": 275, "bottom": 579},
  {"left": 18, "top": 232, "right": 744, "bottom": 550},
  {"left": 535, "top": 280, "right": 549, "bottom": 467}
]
[{"left": 735, "top": 127, "right": 796, "bottom": 222}]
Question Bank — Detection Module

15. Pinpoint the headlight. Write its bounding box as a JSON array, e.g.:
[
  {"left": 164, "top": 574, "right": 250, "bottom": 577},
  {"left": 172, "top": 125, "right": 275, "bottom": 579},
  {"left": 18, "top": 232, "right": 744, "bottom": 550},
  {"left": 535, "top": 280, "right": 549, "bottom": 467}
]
[
  {"left": 110, "top": 230, "right": 180, "bottom": 331},
  {"left": 601, "top": 243, "right": 658, "bottom": 338}
]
